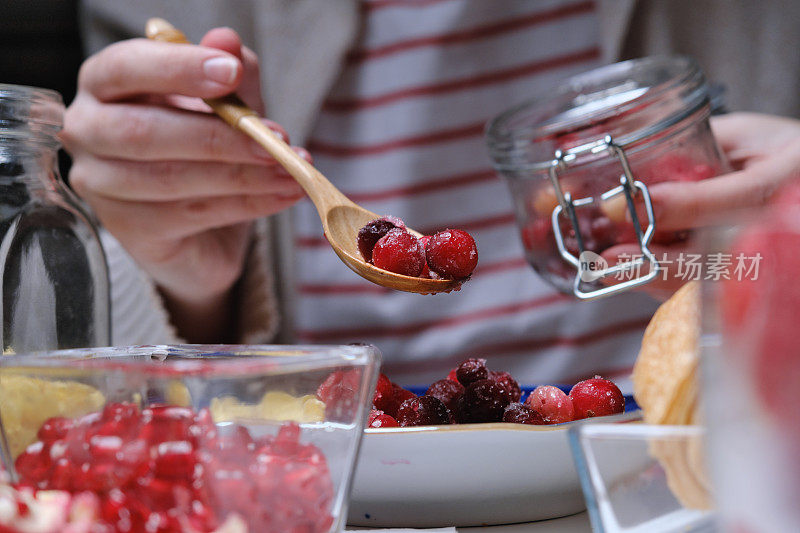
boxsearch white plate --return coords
[347,410,640,528]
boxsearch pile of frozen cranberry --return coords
[357,216,478,279]
[318,358,625,428]
[12,403,334,532]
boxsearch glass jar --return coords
[0,84,110,352]
[486,56,729,299]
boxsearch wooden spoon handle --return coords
[144,18,350,211]
[145,18,256,127]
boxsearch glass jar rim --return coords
[0,83,65,149]
[485,56,708,173]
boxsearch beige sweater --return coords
[79,0,800,346]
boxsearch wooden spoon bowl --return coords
[146,18,466,294]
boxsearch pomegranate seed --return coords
[153,440,197,480]
[36,417,73,443]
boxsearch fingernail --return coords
[203,57,239,84]
[292,146,313,163]
[262,120,288,143]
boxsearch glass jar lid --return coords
[486,56,709,174]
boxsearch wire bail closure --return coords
[548,135,659,300]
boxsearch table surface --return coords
[459,512,591,532]
[353,511,592,532]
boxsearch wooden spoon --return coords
[145,18,464,294]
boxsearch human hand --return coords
[601,112,800,298]
[62,28,308,340]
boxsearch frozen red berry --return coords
[455,357,488,386]
[489,370,522,403]
[502,403,545,425]
[425,229,478,279]
[367,409,398,428]
[369,413,399,428]
[462,379,510,423]
[569,377,625,419]
[446,367,459,382]
[526,385,574,424]
[396,396,450,427]
[418,235,432,278]
[372,373,395,413]
[357,216,405,263]
[379,383,416,418]
[425,379,465,422]
[372,229,426,277]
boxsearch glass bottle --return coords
[0,83,110,352]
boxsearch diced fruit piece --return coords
[488,370,522,403]
[357,216,405,263]
[569,377,625,419]
[425,229,478,279]
[462,379,510,423]
[36,417,73,443]
[455,357,488,386]
[372,229,426,277]
[502,403,545,425]
[526,385,574,424]
[425,379,465,422]
[316,369,361,404]
[396,396,451,427]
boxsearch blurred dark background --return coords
[1,0,83,103]
[1,0,83,176]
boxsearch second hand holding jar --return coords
[486,56,729,299]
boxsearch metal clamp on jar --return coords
[487,56,728,300]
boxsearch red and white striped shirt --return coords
[291,0,658,387]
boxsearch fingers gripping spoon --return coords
[145,18,464,294]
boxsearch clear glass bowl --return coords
[486,56,728,298]
[569,423,717,533]
[0,344,380,533]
